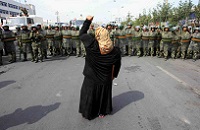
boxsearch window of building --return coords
[0,1,7,7]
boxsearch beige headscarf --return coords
[95,27,114,55]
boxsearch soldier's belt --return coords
[172,40,179,44]
[63,36,72,39]
[116,36,126,39]
[132,37,141,41]
[126,34,133,38]
[181,39,190,43]
[149,37,156,40]
[72,36,79,40]
[46,35,54,38]
[21,39,32,43]
[192,38,200,42]
[142,37,149,40]
[3,37,16,42]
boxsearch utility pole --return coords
[55,11,59,23]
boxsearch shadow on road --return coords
[0,80,16,89]
[0,102,61,130]
[112,91,144,115]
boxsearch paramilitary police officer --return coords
[71,26,81,57]
[54,26,62,56]
[133,26,142,57]
[156,27,162,57]
[30,25,43,63]
[126,22,135,56]
[46,25,55,56]
[171,26,181,59]
[2,24,16,63]
[61,24,72,56]
[37,24,48,59]
[15,26,22,60]
[148,26,157,57]
[20,24,33,61]
[142,25,149,56]
[188,27,200,61]
[180,25,191,59]
[115,25,127,56]
[161,25,173,60]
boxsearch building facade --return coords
[0,0,35,20]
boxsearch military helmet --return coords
[16,25,21,29]
[119,25,124,30]
[2,24,9,28]
[182,24,188,29]
[20,24,27,27]
[127,22,132,26]
[135,26,140,30]
[150,26,156,30]
[31,25,37,29]
[194,27,200,31]
[142,25,148,30]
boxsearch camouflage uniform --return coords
[142,26,149,56]
[171,27,181,59]
[180,25,191,59]
[15,27,22,60]
[156,28,162,57]
[37,25,48,59]
[148,27,157,56]
[71,27,80,57]
[30,26,43,63]
[188,28,200,61]
[62,25,72,56]
[133,26,142,57]
[115,26,127,56]
[20,25,33,61]
[161,27,173,60]
[46,26,55,56]
[2,25,16,63]
[54,27,62,56]
[126,24,135,56]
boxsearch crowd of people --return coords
[106,23,200,61]
[0,22,200,66]
[0,23,87,65]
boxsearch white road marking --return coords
[156,66,200,96]
[156,66,188,87]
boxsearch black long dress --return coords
[79,19,121,120]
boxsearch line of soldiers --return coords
[106,23,200,61]
[0,23,87,65]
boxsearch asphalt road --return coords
[0,56,200,130]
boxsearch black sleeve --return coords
[113,51,121,78]
[79,19,95,48]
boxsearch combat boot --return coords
[23,53,27,61]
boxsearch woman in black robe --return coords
[79,16,121,120]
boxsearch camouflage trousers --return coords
[134,40,142,56]
[62,38,72,55]
[187,41,200,60]
[47,39,54,55]
[22,42,33,60]
[180,42,190,59]
[127,38,136,56]
[4,41,16,62]
[142,40,149,56]
[72,39,81,56]
[54,40,62,55]
[32,42,43,62]
[81,42,86,57]
[171,43,179,58]
[118,39,127,56]
[163,42,170,59]
[148,40,155,56]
